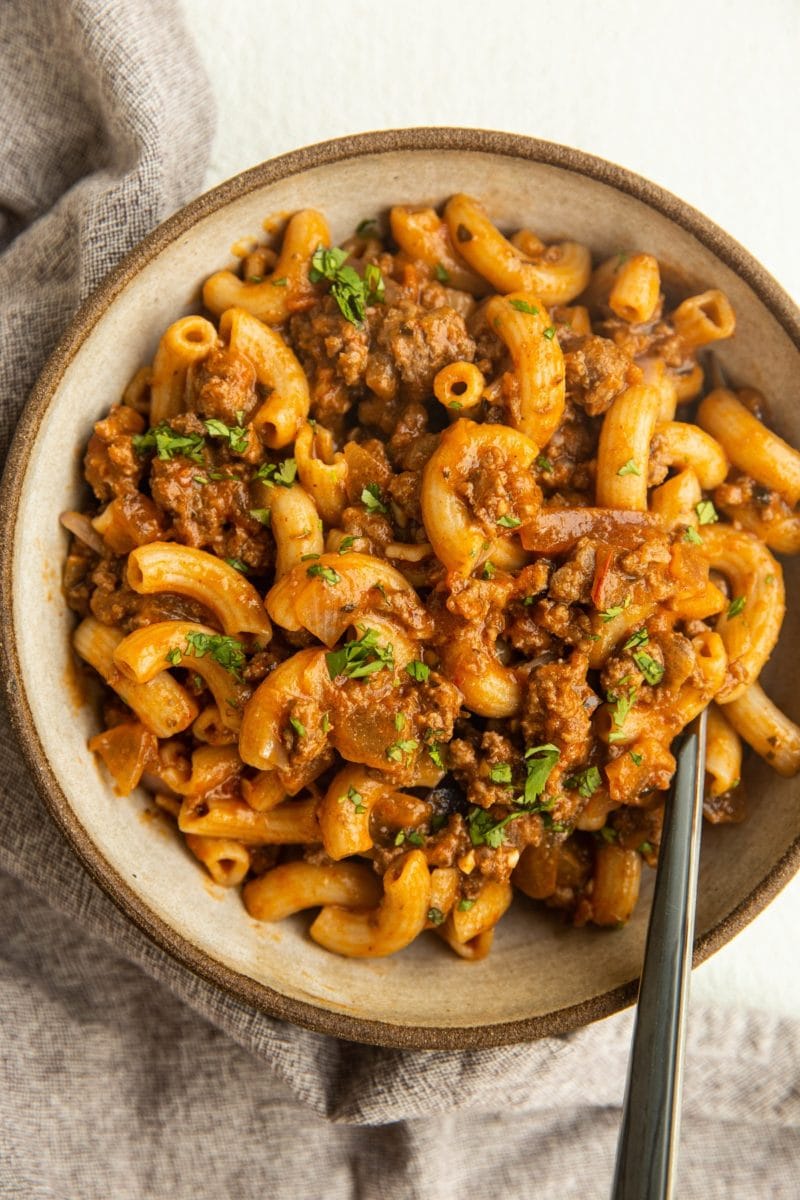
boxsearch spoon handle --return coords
[610,708,707,1200]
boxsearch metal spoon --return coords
[610,709,708,1199]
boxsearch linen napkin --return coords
[1,3,798,1196]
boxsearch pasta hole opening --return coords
[450,381,468,397]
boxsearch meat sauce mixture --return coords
[64,211,750,935]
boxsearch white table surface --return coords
[182,0,800,1017]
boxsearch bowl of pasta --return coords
[3,128,800,1049]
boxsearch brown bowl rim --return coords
[2,126,799,1050]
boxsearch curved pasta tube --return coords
[425,867,459,926]
[112,621,248,730]
[165,745,242,797]
[483,292,565,446]
[202,209,331,322]
[149,315,218,425]
[590,846,642,927]
[433,362,485,415]
[239,648,330,771]
[268,484,325,578]
[420,419,539,574]
[241,771,288,812]
[638,356,678,422]
[671,362,705,403]
[192,704,238,746]
[178,794,320,844]
[438,619,521,718]
[389,205,488,294]
[219,307,310,448]
[697,388,800,507]
[649,468,702,525]
[437,926,494,960]
[443,881,512,945]
[317,764,386,859]
[583,253,661,324]
[294,422,347,526]
[705,704,743,797]
[652,422,729,489]
[309,850,431,958]
[724,684,800,777]
[185,835,250,887]
[444,194,591,305]
[266,552,428,646]
[74,617,198,738]
[596,384,661,510]
[673,632,728,726]
[700,525,784,703]
[243,861,380,922]
[127,543,272,639]
[670,289,735,350]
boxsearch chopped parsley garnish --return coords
[564,765,602,798]
[394,713,406,732]
[306,563,340,585]
[608,687,637,742]
[695,499,718,525]
[337,535,356,554]
[406,830,425,846]
[600,595,630,622]
[300,553,320,562]
[321,712,331,733]
[339,785,365,814]
[427,907,445,926]
[254,458,297,487]
[394,831,406,846]
[457,899,475,912]
[325,626,394,680]
[519,743,560,808]
[467,807,523,848]
[385,738,419,763]
[497,514,521,529]
[482,561,497,580]
[224,557,249,573]
[765,573,776,585]
[633,651,665,685]
[247,275,263,283]
[448,400,463,410]
[434,262,450,283]
[427,742,446,770]
[356,218,378,236]
[623,628,649,651]
[629,750,644,766]
[536,455,554,473]
[727,596,746,618]
[405,659,430,683]
[361,482,388,514]
[249,508,271,526]
[617,458,641,477]
[166,632,246,680]
[289,716,306,739]
[489,763,513,784]
[509,299,539,315]
[683,526,702,544]
[638,841,654,855]
[542,326,556,340]
[309,245,384,326]
[271,277,287,287]
[204,417,249,454]
[132,422,205,463]
[600,826,618,843]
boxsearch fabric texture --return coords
[0,2,798,1196]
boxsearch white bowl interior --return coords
[12,147,800,1034]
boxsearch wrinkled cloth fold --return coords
[0,2,798,1196]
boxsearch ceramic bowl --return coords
[2,129,799,1050]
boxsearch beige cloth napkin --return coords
[1,3,798,1195]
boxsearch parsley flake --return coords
[361,483,388,514]
[340,785,365,814]
[405,660,430,683]
[564,765,602,799]
[497,514,521,529]
[309,245,384,326]
[289,716,306,739]
[536,455,553,473]
[489,763,513,784]
[337,535,356,554]
[482,561,497,580]
[132,422,206,463]
[249,508,271,526]
[542,327,556,340]
[600,595,630,622]
[385,738,419,763]
[695,499,718,525]
[633,651,664,685]
[623,629,649,651]
[434,262,450,283]
[509,299,539,315]
[427,907,445,926]
[727,596,746,618]
[225,557,249,573]
[306,563,340,585]
[684,526,702,544]
[519,743,560,808]
[617,458,641,477]
[629,750,644,766]
[457,899,475,912]
[204,417,249,454]
[178,632,247,680]
[467,807,523,848]
[254,458,297,487]
[325,627,394,680]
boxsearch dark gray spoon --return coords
[610,709,708,1199]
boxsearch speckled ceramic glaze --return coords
[2,129,799,1049]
